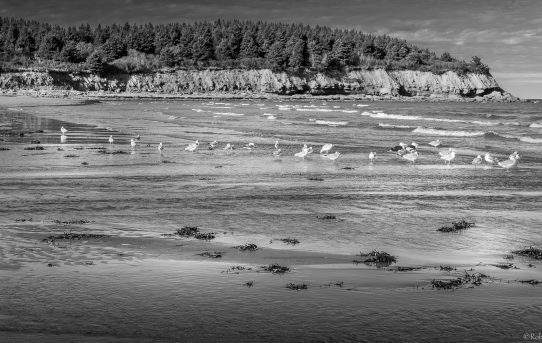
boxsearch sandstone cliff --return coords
[0,69,517,101]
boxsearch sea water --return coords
[1,99,541,264]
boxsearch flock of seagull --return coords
[388,138,521,169]
[60,126,521,169]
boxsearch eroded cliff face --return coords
[0,68,516,101]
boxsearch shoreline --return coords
[0,89,523,103]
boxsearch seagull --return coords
[243,142,256,151]
[130,139,136,149]
[295,145,311,159]
[498,154,520,169]
[274,140,279,150]
[60,126,67,135]
[402,151,419,164]
[509,151,520,160]
[320,143,333,154]
[108,135,114,144]
[406,142,418,152]
[273,148,282,158]
[369,152,376,162]
[472,155,482,168]
[158,142,163,152]
[440,149,456,165]
[306,146,314,156]
[389,142,407,153]
[324,151,341,161]
[484,152,498,165]
[185,140,199,152]
[223,143,233,152]
[428,139,442,147]
[136,134,141,141]
[208,140,218,150]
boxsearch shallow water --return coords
[1,98,541,342]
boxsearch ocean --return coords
[1,98,541,342]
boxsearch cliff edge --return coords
[0,69,518,101]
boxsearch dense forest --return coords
[0,17,490,76]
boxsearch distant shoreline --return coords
[0,90,523,103]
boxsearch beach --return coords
[1,95,541,342]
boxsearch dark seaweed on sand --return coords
[307,176,324,181]
[197,251,223,258]
[53,219,92,224]
[277,238,300,245]
[42,232,109,242]
[353,250,397,266]
[98,150,129,155]
[512,246,542,260]
[317,215,336,220]
[261,263,290,274]
[174,226,215,240]
[0,147,10,151]
[24,146,45,150]
[234,243,258,252]
[286,283,308,290]
[431,271,490,290]
[437,220,474,232]
[518,280,540,285]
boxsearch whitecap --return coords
[529,122,542,128]
[315,120,349,126]
[412,127,485,137]
[296,108,334,112]
[214,112,245,116]
[519,136,542,144]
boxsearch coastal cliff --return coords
[0,69,517,101]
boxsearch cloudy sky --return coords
[1,0,540,98]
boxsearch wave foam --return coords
[315,120,349,126]
[530,122,542,128]
[377,123,417,130]
[412,127,485,137]
[519,136,542,144]
[214,112,244,116]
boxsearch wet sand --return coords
[1,95,541,342]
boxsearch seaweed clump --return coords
[353,250,397,266]
[197,251,223,259]
[276,238,300,245]
[512,246,542,260]
[24,146,45,150]
[437,220,474,233]
[234,243,258,252]
[261,263,290,274]
[174,226,215,240]
[286,283,308,290]
[431,271,490,290]
[53,219,92,224]
[42,232,109,243]
[317,215,336,220]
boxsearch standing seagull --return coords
[208,140,218,150]
[440,149,456,165]
[108,135,114,144]
[60,126,68,135]
[484,152,498,165]
[402,151,419,164]
[158,142,163,152]
[185,140,199,152]
[428,139,442,147]
[223,143,233,152]
[498,154,520,169]
[324,151,341,161]
[130,139,137,149]
[369,152,376,162]
[472,155,482,168]
[273,148,282,158]
[136,134,141,141]
[320,143,333,154]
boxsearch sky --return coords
[1,0,540,98]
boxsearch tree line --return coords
[0,17,490,75]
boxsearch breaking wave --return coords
[314,120,349,126]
